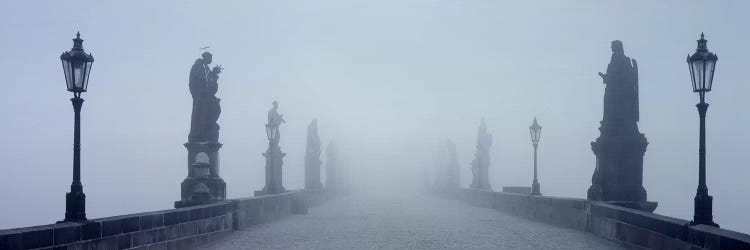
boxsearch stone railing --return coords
[443,188,750,250]
[0,189,328,250]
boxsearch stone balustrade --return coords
[0,190,327,250]
[443,188,750,250]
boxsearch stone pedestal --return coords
[255,143,286,196]
[470,158,492,191]
[531,182,541,196]
[587,124,657,212]
[478,163,491,190]
[305,158,323,190]
[175,142,226,208]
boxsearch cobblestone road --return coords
[206,191,628,250]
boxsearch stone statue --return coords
[588,40,655,212]
[266,101,285,145]
[598,40,639,129]
[470,118,492,190]
[256,101,287,196]
[188,52,222,143]
[305,119,323,189]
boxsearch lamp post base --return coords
[691,192,719,227]
[64,187,87,222]
[531,182,541,195]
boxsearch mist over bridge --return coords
[4,4,750,249]
[4,37,750,250]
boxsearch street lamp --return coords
[60,32,94,222]
[529,118,542,195]
[687,33,719,227]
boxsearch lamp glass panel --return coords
[529,128,533,142]
[62,59,73,91]
[529,125,541,143]
[691,59,705,92]
[82,61,92,91]
[705,60,715,91]
[688,59,696,92]
[73,61,84,89]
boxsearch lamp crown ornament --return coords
[696,33,707,52]
[73,31,83,48]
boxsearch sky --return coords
[1,0,749,234]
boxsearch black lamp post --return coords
[60,32,94,222]
[529,118,542,195]
[687,33,719,227]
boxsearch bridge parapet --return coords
[0,190,327,250]
[0,201,234,249]
[443,188,750,250]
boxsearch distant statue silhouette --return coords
[305,119,323,189]
[188,52,222,142]
[470,118,492,190]
[266,101,285,145]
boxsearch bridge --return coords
[4,39,750,249]
[3,3,750,249]
[3,184,750,249]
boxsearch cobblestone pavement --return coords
[206,191,629,250]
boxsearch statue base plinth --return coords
[175,177,226,208]
[259,143,286,197]
[175,141,226,208]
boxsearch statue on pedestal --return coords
[587,41,656,212]
[256,101,287,196]
[305,119,323,189]
[176,51,226,208]
[470,118,492,190]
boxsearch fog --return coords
[1,0,749,234]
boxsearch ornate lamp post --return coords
[60,32,94,222]
[687,33,719,227]
[529,118,542,195]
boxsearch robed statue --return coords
[598,40,639,129]
[188,52,223,142]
